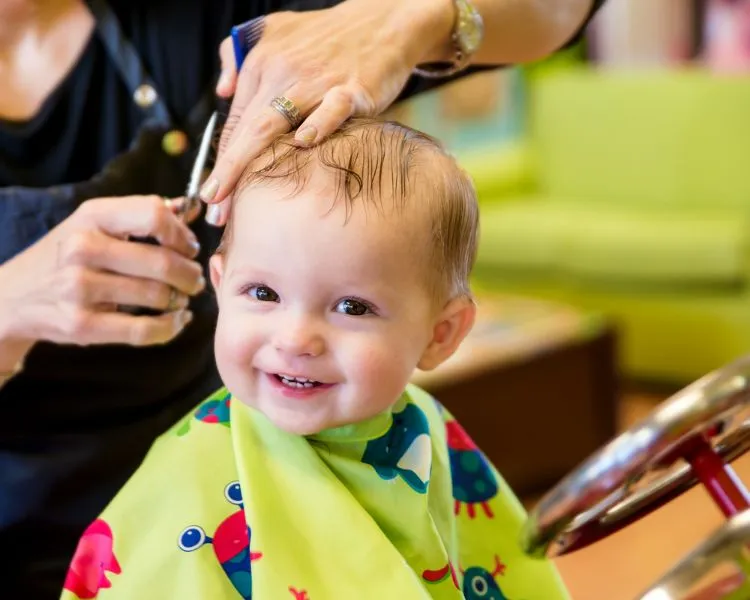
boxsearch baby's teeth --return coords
[279,377,316,389]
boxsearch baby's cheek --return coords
[350,339,416,396]
[214,313,257,372]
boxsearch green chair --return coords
[462,68,750,383]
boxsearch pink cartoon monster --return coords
[64,518,122,599]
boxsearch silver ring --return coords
[166,288,179,312]
[270,96,303,129]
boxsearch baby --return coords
[59,118,569,600]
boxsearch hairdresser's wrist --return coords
[344,0,454,67]
[400,0,456,66]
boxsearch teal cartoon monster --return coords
[422,557,511,599]
[462,556,510,600]
[447,419,499,518]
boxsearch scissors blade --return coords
[183,110,219,213]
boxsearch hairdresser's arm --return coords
[427,0,596,66]
[397,0,599,101]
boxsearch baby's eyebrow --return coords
[225,262,276,279]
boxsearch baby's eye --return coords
[335,298,374,316]
[247,285,279,302]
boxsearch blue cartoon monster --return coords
[462,556,510,600]
[178,482,261,599]
[446,419,499,518]
[361,403,432,493]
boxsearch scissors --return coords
[177,16,264,218]
[177,110,219,218]
[120,20,264,316]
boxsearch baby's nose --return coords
[273,317,325,357]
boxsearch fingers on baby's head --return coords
[217,117,479,301]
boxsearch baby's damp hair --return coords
[218,117,479,300]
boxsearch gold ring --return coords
[270,96,303,129]
[166,288,180,312]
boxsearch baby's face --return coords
[210,173,449,435]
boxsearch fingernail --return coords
[206,204,222,226]
[178,310,193,326]
[200,177,219,202]
[196,275,206,292]
[295,126,317,146]
[189,238,201,256]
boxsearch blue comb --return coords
[230,17,266,70]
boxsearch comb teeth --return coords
[231,17,266,70]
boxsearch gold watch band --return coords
[413,0,483,79]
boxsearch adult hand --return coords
[0,195,206,350]
[201,0,454,226]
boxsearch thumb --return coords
[216,37,238,98]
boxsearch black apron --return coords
[0,1,223,596]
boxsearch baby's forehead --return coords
[230,177,431,260]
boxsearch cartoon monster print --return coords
[176,391,232,436]
[178,481,261,599]
[63,519,122,599]
[461,556,510,600]
[422,558,511,599]
[446,420,499,518]
[361,403,432,493]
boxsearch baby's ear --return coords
[417,297,476,371]
[209,253,226,299]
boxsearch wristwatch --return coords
[413,0,485,79]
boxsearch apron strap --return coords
[86,0,174,127]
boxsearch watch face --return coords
[456,0,484,56]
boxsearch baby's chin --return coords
[268,412,330,437]
[235,393,339,437]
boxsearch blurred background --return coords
[393,1,750,598]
